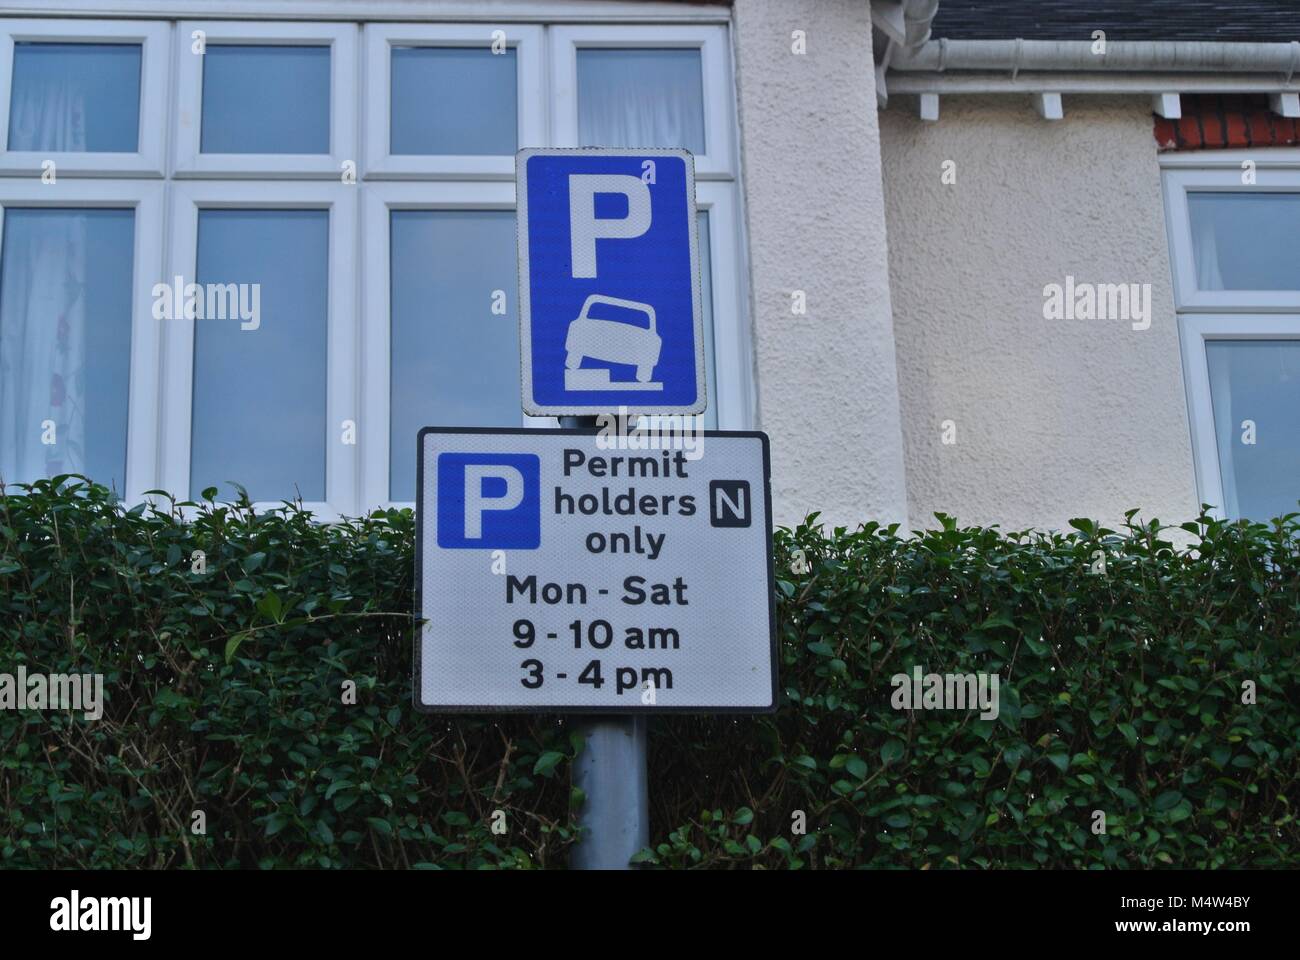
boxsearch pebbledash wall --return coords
[732,0,908,530]
[877,96,1199,532]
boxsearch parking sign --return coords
[516,148,706,417]
[415,427,776,713]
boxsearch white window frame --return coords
[1164,158,1300,518]
[1163,166,1300,312]
[160,181,359,518]
[0,19,169,177]
[0,179,164,501]
[694,180,749,428]
[363,23,545,180]
[548,24,737,180]
[1177,315,1300,520]
[173,21,358,179]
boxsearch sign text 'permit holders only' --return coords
[415,427,776,713]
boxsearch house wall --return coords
[878,94,1200,531]
[732,0,909,529]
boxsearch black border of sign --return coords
[413,425,778,715]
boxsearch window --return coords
[160,181,357,514]
[0,19,168,175]
[577,48,706,154]
[189,209,330,501]
[1164,165,1300,521]
[10,43,141,153]
[200,45,331,155]
[0,181,163,499]
[173,21,356,177]
[549,25,736,178]
[0,208,134,490]
[363,24,544,178]
[391,48,516,156]
[1186,192,1300,293]
[0,13,749,516]
[1203,338,1300,520]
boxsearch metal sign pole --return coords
[570,714,649,869]
[509,152,718,868]
[560,415,650,869]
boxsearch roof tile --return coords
[934,1,1300,43]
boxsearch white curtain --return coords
[1193,216,1225,292]
[576,51,705,151]
[0,70,87,484]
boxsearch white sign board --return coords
[415,427,776,713]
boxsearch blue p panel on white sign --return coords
[517,148,706,416]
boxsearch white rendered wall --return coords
[878,94,1199,532]
[732,0,910,530]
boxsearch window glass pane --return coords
[201,45,330,154]
[191,210,328,501]
[0,209,134,491]
[577,48,705,154]
[390,210,518,501]
[8,43,141,152]
[391,47,517,155]
[1187,193,1300,291]
[1206,339,1300,520]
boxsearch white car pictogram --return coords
[564,294,661,384]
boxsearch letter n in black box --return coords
[709,480,751,527]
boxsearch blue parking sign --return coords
[516,148,706,416]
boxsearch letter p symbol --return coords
[569,174,652,278]
[464,464,523,539]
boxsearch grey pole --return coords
[570,714,649,869]
[560,415,650,869]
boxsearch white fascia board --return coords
[888,71,1300,95]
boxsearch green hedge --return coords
[1,477,1297,868]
